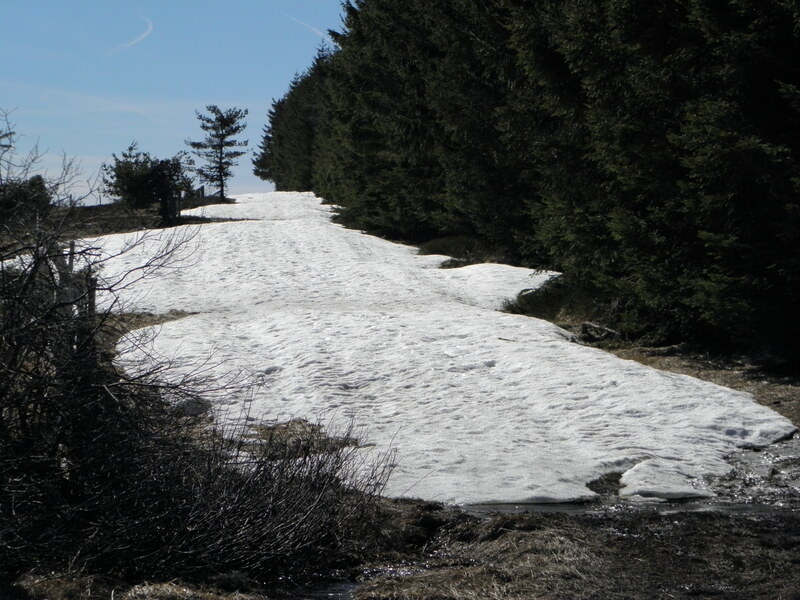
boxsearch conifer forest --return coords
[254,0,800,365]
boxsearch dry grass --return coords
[14,576,273,600]
[357,514,605,600]
[14,508,800,600]
[245,418,359,459]
[357,566,509,600]
[121,582,269,600]
[355,507,800,600]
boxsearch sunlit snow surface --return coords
[98,192,796,505]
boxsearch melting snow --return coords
[97,192,796,505]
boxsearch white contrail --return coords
[283,13,325,38]
[107,16,154,55]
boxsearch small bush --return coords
[100,143,192,226]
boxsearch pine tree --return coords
[186,105,248,199]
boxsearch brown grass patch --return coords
[357,513,605,600]
[14,576,273,600]
[244,418,360,459]
[121,582,269,600]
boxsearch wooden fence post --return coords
[67,241,75,271]
[51,244,100,371]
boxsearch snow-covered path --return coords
[98,192,796,505]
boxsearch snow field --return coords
[98,192,796,505]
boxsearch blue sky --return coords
[1,1,346,200]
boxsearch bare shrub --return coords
[0,111,392,585]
